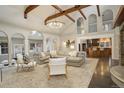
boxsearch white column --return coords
[97,16,103,32]
[75,37,78,51]
[112,28,120,60]
[111,37,114,59]
[0,46,1,54]
[8,36,12,66]
[43,37,46,52]
[24,37,29,55]
[76,38,80,51]
[84,19,88,34]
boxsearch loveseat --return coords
[37,51,86,67]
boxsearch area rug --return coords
[0,58,98,88]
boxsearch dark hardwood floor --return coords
[88,57,119,88]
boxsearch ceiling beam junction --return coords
[45,5,90,24]
[52,5,75,23]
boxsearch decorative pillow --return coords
[58,51,64,56]
[69,51,77,57]
[50,51,57,57]
[69,51,72,56]
[40,52,46,57]
[73,51,77,56]
[23,55,30,64]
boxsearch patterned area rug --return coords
[0,58,98,88]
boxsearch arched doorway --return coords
[0,31,9,66]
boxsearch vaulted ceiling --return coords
[0,5,120,35]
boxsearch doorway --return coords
[79,37,112,58]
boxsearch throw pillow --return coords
[50,51,57,57]
[40,52,46,57]
[69,51,73,56]
[69,51,77,57]
[23,55,31,64]
[73,51,77,56]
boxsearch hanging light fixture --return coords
[46,9,65,29]
[46,21,64,29]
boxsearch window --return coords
[0,43,8,54]
[102,10,113,31]
[88,14,97,33]
[30,43,35,50]
[77,17,85,34]
[29,41,43,53]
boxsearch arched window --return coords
[102,10,113,31]
[28,31,44,55]
[88,14,97,33]
[11,33,25,58]
[77,17,85,34]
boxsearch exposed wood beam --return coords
[24,5,39,19]
[96,5,100,16]
[45,5,90,24]
[78,9,86,20]
[114,5,124,28]
[51,5,75,23]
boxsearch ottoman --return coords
[66,56,83,67]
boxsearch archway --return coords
[28,31,43,57]
[0,31,9,66]
[11,33,25,59]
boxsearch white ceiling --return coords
[0,5,120,35]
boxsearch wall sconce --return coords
[63,42,66,47]
[63,40,75,49]
[66,40,71,48]
[70,45,75,49]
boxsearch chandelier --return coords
[46,9,65,29]
[46,20,65,29]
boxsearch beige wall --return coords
[59,34,76,53]
[59,22,77,54]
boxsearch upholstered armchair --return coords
[38,52,50,65]
[48,57,67,80]
[16,54,24,72]
[16,54,36,72]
